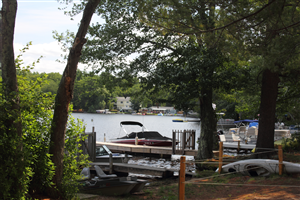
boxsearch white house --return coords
[115,97,132,112]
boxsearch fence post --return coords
[178,156,186,200]
[192,130,196,150]
[172,130,176,155]
[92,126,96,162]
[182,130,186,155]
[278,145,283,175]
[218,142,223,174]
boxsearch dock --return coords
[92,162,196,178]
[96,142,200,157]
[223,142,255,151]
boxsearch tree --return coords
[0,1,24,198]
[73,75,111,112]
[48,0,100,197]
[221,1,300,154]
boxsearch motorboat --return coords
[234,119,259,127]
[78,165,147,195]
[95,145,132,163]
[172,119,184,122]
[110,121,176,146]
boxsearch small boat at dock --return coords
[78,165,147,195]
[110,121,176,146]
[95,145,132,163]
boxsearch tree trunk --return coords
[0,0,23,198]
[255,69,279,157]
[48,0,100,197]
[196,85,216,163]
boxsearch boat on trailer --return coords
[110,121,176,146]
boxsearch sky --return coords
[13,0,102,74]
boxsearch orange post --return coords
[278,145,283,175]
[218,142,223,174]
[179,156,186,200]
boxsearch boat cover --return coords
[120,121,144,127]
[234,119,259,124]
[118,131,171,140]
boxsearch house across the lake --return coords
[115,97,132,112]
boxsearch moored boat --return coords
[172,119,184,122]
[95,145,132,163]
[110,121,177,146]
[78,165,147,195]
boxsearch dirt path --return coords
[86,174,300,200]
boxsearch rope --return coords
[184,182,300,188]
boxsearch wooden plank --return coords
[223,142,255,150]
[151,148,173,155]
[131,146,151,153]
[183,150,197,156]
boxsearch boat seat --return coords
[229,128,238,135]
[247,127,257,139]
[232,133,241,142]
[238,126,247,135]
[80,167,91,180]
[219,135,226,142]
[94,165,117,178]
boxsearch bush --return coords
[281,133,300,152]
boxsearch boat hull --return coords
[110,138,174,146]
[217,159,300,176]
[79,179,138,195]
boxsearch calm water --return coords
[71,113,201,143]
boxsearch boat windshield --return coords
[96,145,111,156]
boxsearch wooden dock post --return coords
[237,141,240,153]
[182,130,186,155]
[172,130,176,155]
[109,153,113,174]
[218,142,223,174]
[278,145,283,175]
[192,130,195,150]
[178,156,186,200]
[92,126,96,162]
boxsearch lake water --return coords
[71,113,201,143]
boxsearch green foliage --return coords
[72,72,112,112]
[0,104,27,199]
[0,45,90,199]
[18,71,56,196]
[60,114,90,199]
[281,133,300,152]
[0,47,55,199]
